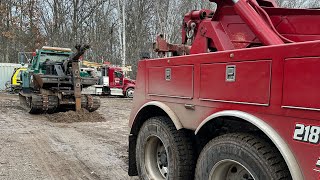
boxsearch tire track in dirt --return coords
[29,133,59,180]
[0,97,100,180]
[29,131,100,180]
[45,127,130,180]
[0,94,138,179]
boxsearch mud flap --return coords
[128,134,138,176]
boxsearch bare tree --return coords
[0,0,317,77]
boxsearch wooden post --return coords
[72,61,82,111]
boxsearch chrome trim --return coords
[195,110,304,180]
[209,159,255,180]
[200,98,269,106]
[165,68,171,81]
[313,169,320,173]
[232,0,239,3]
[226,65,236,82]
[135,101,183,130]
[282,105,320,112]
[184,104,195,110]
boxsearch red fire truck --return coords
[128,0,320,179]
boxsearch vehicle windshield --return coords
[114,71,123,78]
[96,70,102,77]
[39,52,70,63]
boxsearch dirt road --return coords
[0,94,138,180]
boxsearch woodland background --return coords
[0,0,319,77]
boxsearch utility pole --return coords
[117,0,126,67]
[122,0,126,67]
[117,0,123,66]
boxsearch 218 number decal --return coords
[293,124,320,144]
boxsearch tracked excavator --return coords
[19,45,100,114]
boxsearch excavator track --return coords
[46,95,59,114]
[81,95,100,112]
[19,94,59,114]
[20,93,99,114]
[19,94,43,114]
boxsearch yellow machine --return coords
[10,67,27,93]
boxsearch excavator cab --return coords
[9,67,27,93]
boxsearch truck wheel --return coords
[136,116,195,180]
[195,133,291,180]
[125,88,134,98]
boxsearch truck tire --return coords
[195,133,291,180]
[125,88,134,98]
[136,116,195,180]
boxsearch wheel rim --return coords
[126,88,134,98]
[209,159,255,180]
[145,135,168,179]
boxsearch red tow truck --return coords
[82,65,135,98]
[128,0,320,179]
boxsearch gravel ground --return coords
[0,93,138,180]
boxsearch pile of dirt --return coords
[45,109,106,123]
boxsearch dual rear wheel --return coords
[135,116,291,180]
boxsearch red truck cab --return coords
[98,66,135,97]
[128,0,320,179]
